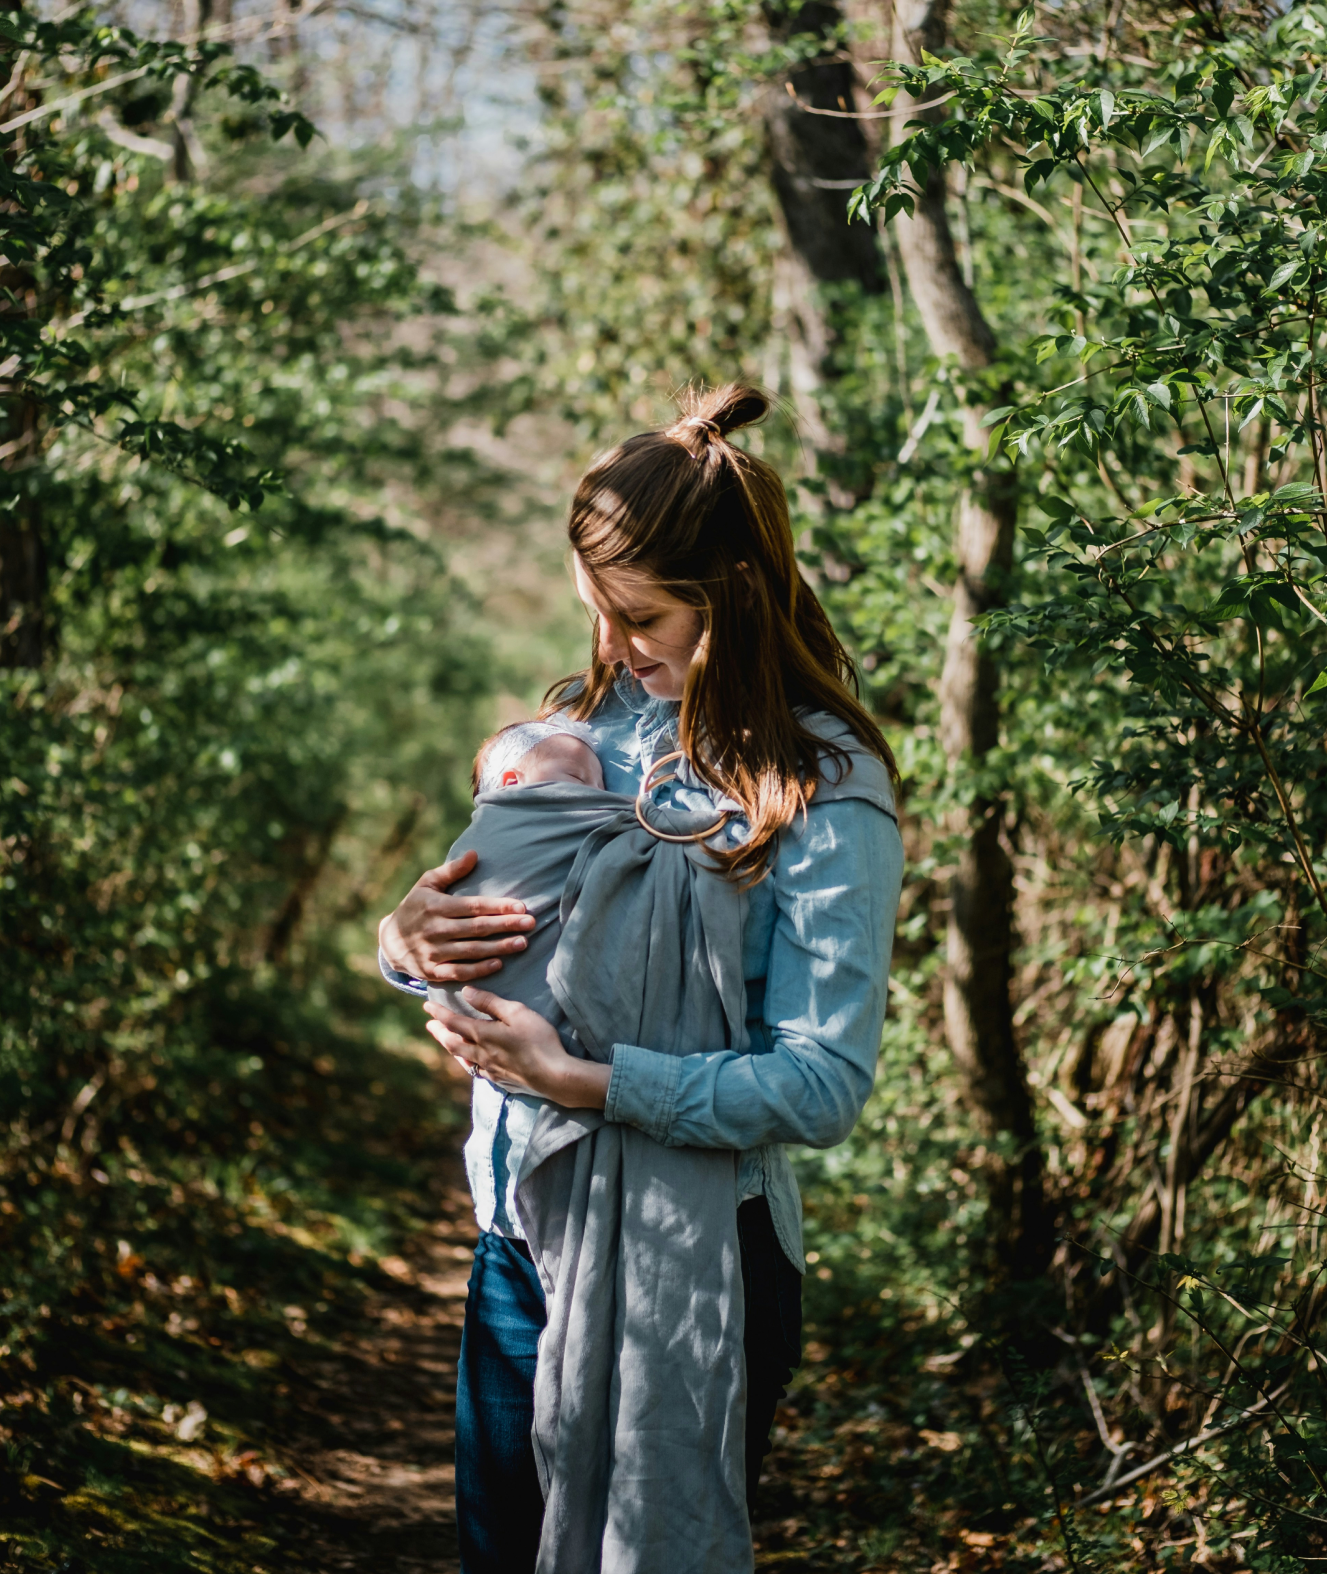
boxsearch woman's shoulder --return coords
[799,710,898,821]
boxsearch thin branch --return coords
[0,427,41,464]
[0,49,31,113]
[1243,710,1327,920]
[1077,1382,1291,1508]
[1091,511,1230,561]
[897,386,941,463]
[1051,1327,1135,1467]
[1294,582,1327,626]
[782,80,955,120]
[96,109,173,162]
[1306,292,1327,534]
[0,65,151,136]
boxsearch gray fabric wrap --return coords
[430,715,894,1574]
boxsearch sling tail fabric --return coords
[518,797,752,1574]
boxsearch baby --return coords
[432,716,609,1062]
[433,715,613,1192]
[471,719,604,795]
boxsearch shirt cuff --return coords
[604,1043,682,1145]
[378,947,428,998]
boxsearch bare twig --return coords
[59,1073,105,1145]
[897,386,941,463]
[0,65,151,135]
[96,109,173,161]
[1077,1381,1290,1508]
[0,49,31,113]
[1294,582,1327,627]
[1050,1327,1137,1479]
[782,80,956,120]
[1243,710,1327,919]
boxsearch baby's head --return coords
[473,719,604,797]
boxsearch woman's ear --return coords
[501,769,521,787]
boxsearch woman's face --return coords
[572,553,704,702]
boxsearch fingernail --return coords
[513,937,526,949]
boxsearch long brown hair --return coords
[545,383,898,883]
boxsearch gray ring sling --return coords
[432,715,895,1574]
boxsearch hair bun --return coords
[669,383,769,450]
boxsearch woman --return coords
[378,384,904,1573]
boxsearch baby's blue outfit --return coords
[379,672,904,1270]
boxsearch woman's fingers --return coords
[427,959,505,983]
[435,892,532,919]
[457,986,526,1026]
[415,849,478,890]
[414,855,531,919]
[424,1000,486,1044]
[426,1018,482,1064]
[423,917,535,946]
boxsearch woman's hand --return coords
[378,849,536,983]
[424,988,612,1110]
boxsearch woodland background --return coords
[3,0,1326,1569]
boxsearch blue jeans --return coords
[455,1197,802,1574]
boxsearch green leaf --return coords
[1267,258,1302,292]
[1307,670,1327,696]
[1097,88,1115,128]
[1142,122,1176,157]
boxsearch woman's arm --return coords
[603,798,903,1150]
[378,848,537,985]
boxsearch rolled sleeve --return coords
[604,1042,683,1144]
[604,799,903,1151]
[378,946,429,998]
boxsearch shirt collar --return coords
[613,668,679,728]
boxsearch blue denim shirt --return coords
[380,673,904,1270]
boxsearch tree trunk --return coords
[760,1,882,476]
[0,0,49,669]
[883,0,1051,1277]
[167,0,212,182]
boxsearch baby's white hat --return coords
[477,715,597,795]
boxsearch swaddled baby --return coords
[471,718,605,796]
[430,716,612,1073]
[430,715,630,1225]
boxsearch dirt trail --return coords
[271,1148,478,1572]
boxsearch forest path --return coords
[269,1113,476,1573]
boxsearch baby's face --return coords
[503,734,604,790]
